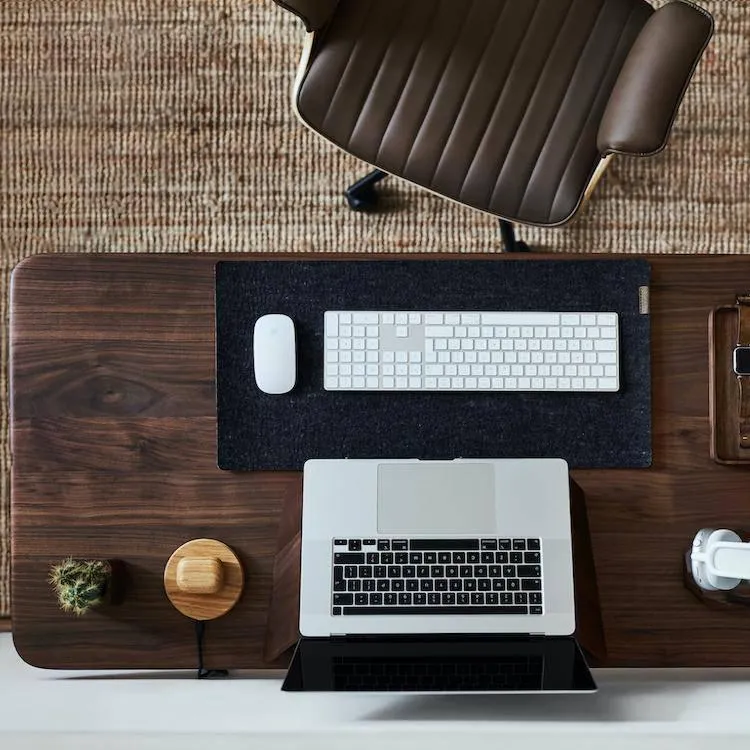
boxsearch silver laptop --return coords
[283,458,596,693]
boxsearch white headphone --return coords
[690,528,750,591]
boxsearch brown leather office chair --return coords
[274,0,713,251]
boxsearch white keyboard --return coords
[323,311,620,392]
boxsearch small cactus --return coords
[49,558,111,616]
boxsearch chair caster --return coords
[345,170,388,212]
[499,220,531,253]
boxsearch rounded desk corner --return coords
[10,628,48,670]
[11,253,54,280]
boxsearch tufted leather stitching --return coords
[514,0,609,218]
[344,7,411,151]
[548,4,641,221]
[400,1,478,178]
[319,1,377,134]
[373,3,443,164]
[297,0,657,226]
[485,0,577,213]
[425,0,509,192]
[456,1,543,205]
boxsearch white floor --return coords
[2,633,750,749]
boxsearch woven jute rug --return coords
[0,0,747,620]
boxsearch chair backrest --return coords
[277,0,713,227]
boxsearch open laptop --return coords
[282,458,596,693]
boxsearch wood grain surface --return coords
[10,253,750,669]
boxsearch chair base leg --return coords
[345,170,388,212]
[499,220,530,253]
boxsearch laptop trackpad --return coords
[377,463,496,534]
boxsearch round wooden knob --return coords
[164,539,244,621]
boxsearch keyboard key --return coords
[481,552,494,563]
[507,579,520,591]
[529,592,543,604]
[406,579,419,591]
[391,580,404,591]
[498,539,512,550]
[348,540,361,551]
[363,579,376,592]
[492,579,506,591]
[442,592,456,605]
[424,552,437,564]
[377,540,390,551]
[381,553,393,564]
[420,580,434,591]
[467,552,480,564]
[518,565,542,577]
[464,580,476,591]
[530,606,543,615]
[366,553,378,564]
[514,592,528,605]
[435,579,448,591]
[395,553,408,565]
[513,539,527,550]
[428,593,441,606]
[410,552,422,564]
[398,593,412,606]
[496,551,508,564]
[377,580,390,591]
[450,579,462,591]
[460,565,472,577]
[510,552,523,564]
[333,594,353,606]
[457,592,470,605]
[358,565,372,578]
[344,566,357,578]
[471,593,485,605]
[521,579,542,591]
[527,539,541,550]
[355,593,368,605]
[334,553,364,564]
[438,552,451,564]
[342,606,529,615]
[414,593,427,605]
[374,566,387,578]
[392,540,408,550]
[478,579,491,591]
[384,593,397,605]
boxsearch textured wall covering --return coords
[0,0,746,619]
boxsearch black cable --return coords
[194,620,229,680]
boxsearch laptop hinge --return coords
[332,633,545,642]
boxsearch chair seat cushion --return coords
[296,0,653,226]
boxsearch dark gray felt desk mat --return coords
[216,259,651,470]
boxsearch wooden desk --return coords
[10,254,750,669]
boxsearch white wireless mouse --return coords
[253,314,297,394]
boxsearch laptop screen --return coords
[282,636,595,693]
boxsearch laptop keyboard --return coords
[331,538,543,616]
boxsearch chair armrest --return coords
[273,0,339,32]
[597,1,713,156]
